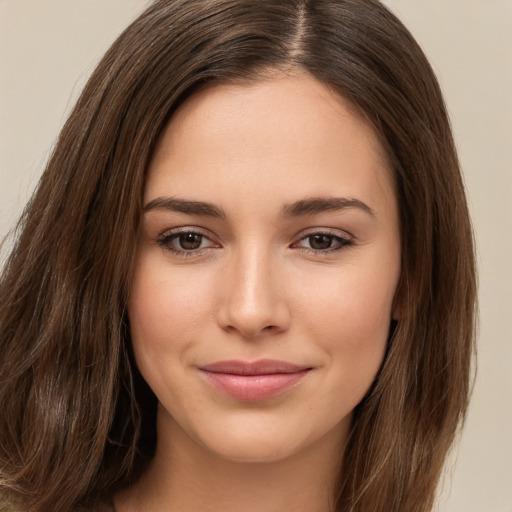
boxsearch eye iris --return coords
[309,234,333,250]
[179,233,202,250]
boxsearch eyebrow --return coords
[143,195,375,219]
[281,196,375,217]
[143,197,227,218]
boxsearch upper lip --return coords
[199,359,311,376]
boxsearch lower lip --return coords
[200,370,310,401]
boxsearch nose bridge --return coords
[218,242,289,337]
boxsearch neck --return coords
[115,408,349,512]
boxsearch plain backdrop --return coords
[1,1,511,511]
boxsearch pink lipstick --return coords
[199,359,311,401]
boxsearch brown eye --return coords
[157,230,215,254]
[292,231,352,253]
[178,233,203,250]
[308,234,334,250]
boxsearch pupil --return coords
[310,235,332,250]
[179,233,202,250]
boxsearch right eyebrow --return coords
[143,197,227,218]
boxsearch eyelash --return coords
[156,228,217,258]
[291,230,352,254]
[156,228,352,258]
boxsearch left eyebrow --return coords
[281,196,376,217]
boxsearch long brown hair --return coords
[0,1,476,511]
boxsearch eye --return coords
[175,232,205,251]
[292,231,352,253]
[157,229,218,255]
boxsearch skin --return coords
[117,71,401,512]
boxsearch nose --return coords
[216,246,291,339]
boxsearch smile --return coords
[199,359,312,401]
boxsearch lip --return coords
[199,359,312,401]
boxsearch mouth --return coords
[198,359,313,401]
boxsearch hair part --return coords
[0,1,476,511]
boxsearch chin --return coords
[206,435,302,464]
[186,409,351,466]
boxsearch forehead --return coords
[145,72,394,214]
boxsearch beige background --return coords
[1,1,511,510]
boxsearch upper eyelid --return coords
[159,226,216,239]
[156,227,218,247]
[289,234,353,258]
[294,227,353,241]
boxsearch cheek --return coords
[298,264,397,338]
[127,258,213,370]
[294,261,398,385]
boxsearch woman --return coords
[0,1,476,511]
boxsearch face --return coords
[129,72,401,463]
